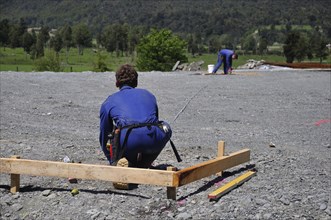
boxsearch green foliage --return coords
[30,35,45,59]
[1,47,329,72]
[50,31,63,54]
[0,19,10,46]
[93,51,109,72]
[22,32,35,54]
[283,32,302,63]
[309,27,329,63]
[242,35,257,54]
[72,23,92,55]
[2,0,330,46]
[34,50,63,72]
[136,28,188,71]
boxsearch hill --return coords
[1,0,330,39]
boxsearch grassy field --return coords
[0,47,329,72]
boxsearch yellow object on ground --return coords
[208,169,256,200]
[71,188,79,196]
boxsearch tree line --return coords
[0,18,329,71]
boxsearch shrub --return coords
[136,28,188,71]
[92,52,109,72]
[34,51,63,72]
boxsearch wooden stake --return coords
[217,141,225,176]
[217,141,225,158]
[166,166,177,200]
[208,170,256,200]
[10,155,20,194]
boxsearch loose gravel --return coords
[0,69,330,220]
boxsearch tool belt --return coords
[109,122,163,165]
[109,122,182,166]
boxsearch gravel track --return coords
[0,69,330,219]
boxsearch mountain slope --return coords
[1,0,330,38]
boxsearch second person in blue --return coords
[212,49,238,74]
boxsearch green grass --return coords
[0,47,329,72]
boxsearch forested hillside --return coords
[1,0,330,39]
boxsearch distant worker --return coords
[212,49,238,74]
[99,64,172,189]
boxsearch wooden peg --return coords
[167,166,177,200]
[10,155,21,194]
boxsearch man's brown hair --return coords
[115,64,138,88]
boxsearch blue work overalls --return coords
[99,85,172,166]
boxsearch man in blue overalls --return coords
[212,49,238,74]
[99,64,172,189]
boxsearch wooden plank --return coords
[208,170,256,200]
[0,158,175,187]
[174,149,250,186]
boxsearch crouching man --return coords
[99,64,172,189]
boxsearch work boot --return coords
[113,157,137,190]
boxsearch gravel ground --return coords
[0,69,330,220]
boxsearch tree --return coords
[0,19,10,47]
[208,35,223,53]
[242,34,257,54]
[60,24,72,63]
[100,25,116,54]
[100,23,129,57]
[314,37,328,63]
[136,28,188,71]
[295,34,308,62]
[39,26,50,47]
[309,27,328,63]
[127,26,146,56]
[187,34,199,56]
[258,37,268,55]
[283,31,301,63]
[31,34,45,59]
[50,31,63,56]
[22,32,35,55]
[73,23,92,55]
[8,25,22,48]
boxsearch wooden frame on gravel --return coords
[0,141,250,200]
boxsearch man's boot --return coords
[113,157,136,190]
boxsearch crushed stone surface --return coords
[0,69,330,219]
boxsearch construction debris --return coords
[238,59,331,70]
[237,59,266,69]
[263,61,331,69]
[173,60,204,71]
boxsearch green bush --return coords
[92,52,109,72]
[34,51,63,72]
[136,28,188,71]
